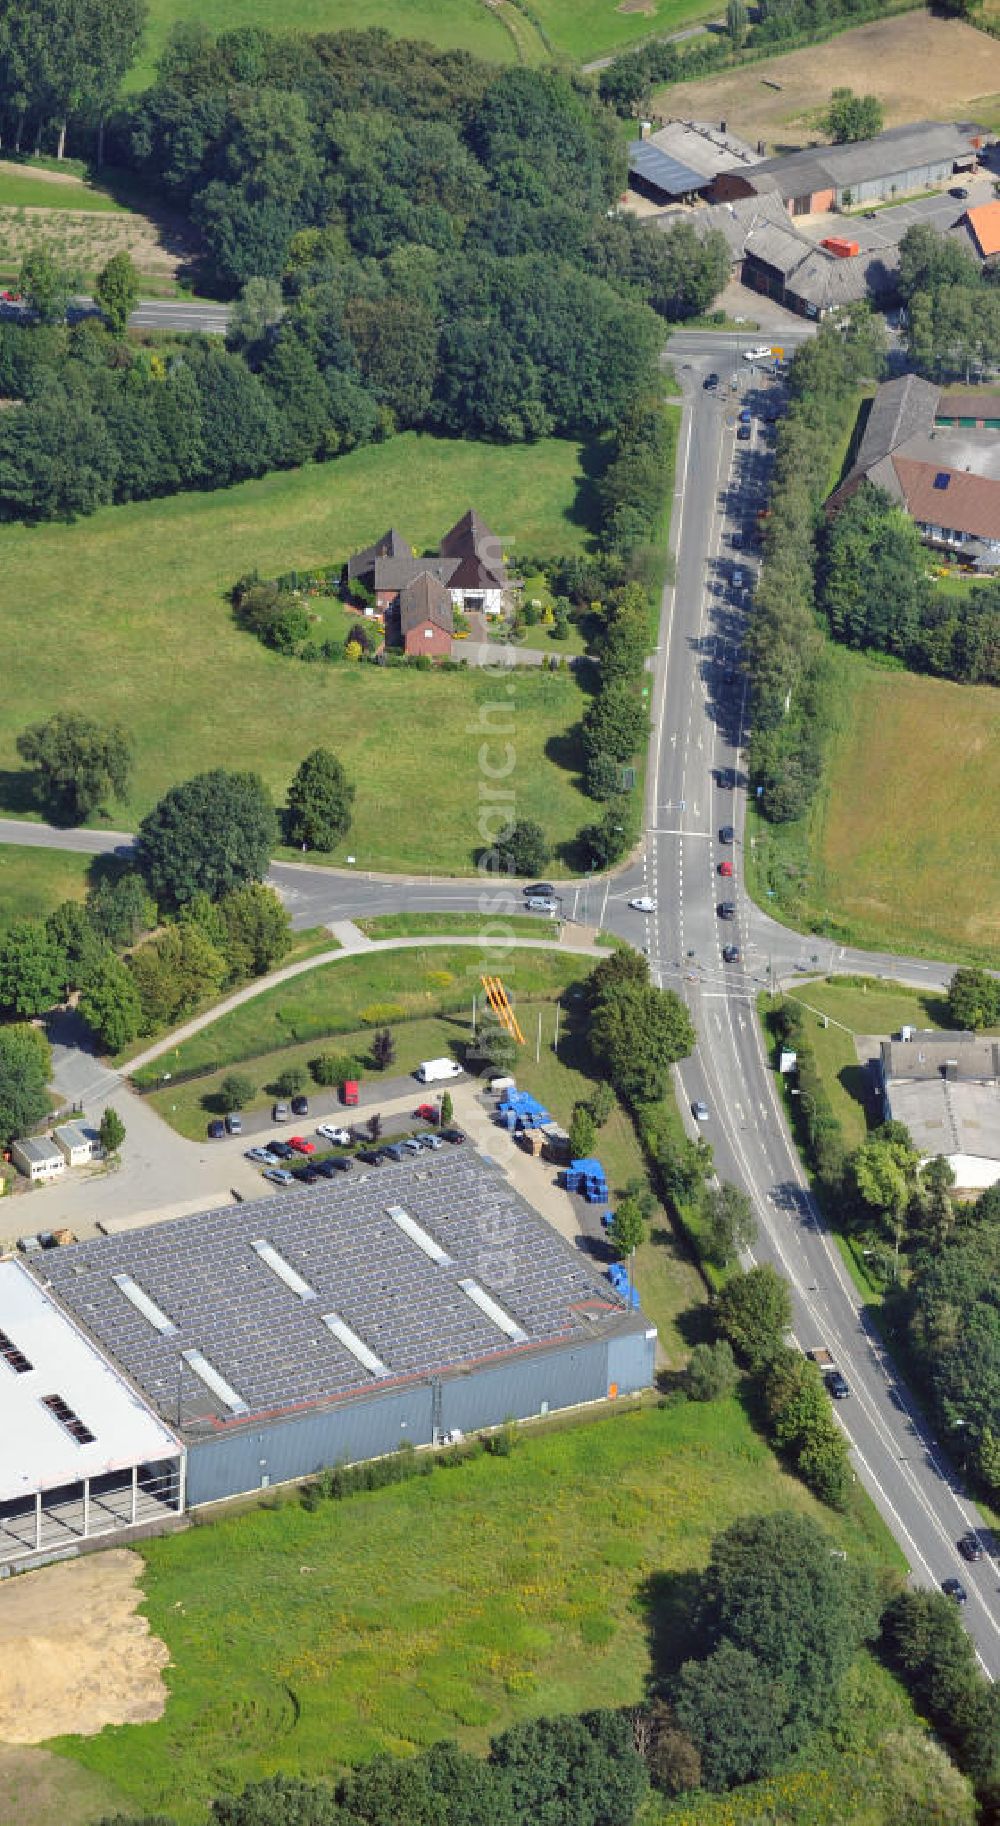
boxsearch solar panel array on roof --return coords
[934,471,952,490]
[628,138,707,197]
[41,1152,622,1431]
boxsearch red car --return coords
[718,860,733,878]
[414,1103,440,1124]
[288,1136,316,1155]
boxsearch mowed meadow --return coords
[0,434,598,874]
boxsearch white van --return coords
[416,1058,462,1084]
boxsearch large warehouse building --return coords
[1,1150,654,1568]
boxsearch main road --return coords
[635,326,1000,1677]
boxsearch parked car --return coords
[629,896,657,911]
[441,1127,466,1144]
[732,567,745,587]
[958,1531,984,1562]
[293,1164,320,1183]
[272,1101,289,1123]
[246,1146,277,1164]
[269,1140,295,1160]
[288,1136,315,1155]
[943,1577,969,1604]
[950,186,969,199]
[382,1143,406,1161]
[17,1234,43,1255]
[207,1119,226,1139]
[692,1101,710,1122]
[414,1103,440,1124]
[718,901,737,920]
[737,423,752,441]
[225,1113,243,1135]
[357,1148,382,1165]
[720,824,735,844]
[291,1095,309,1117]
[523,883,555,898]
[263,1167,295,1187]
[402,1137,424,1154]
[722,945,741,964]
[316,1123,352,1145]
[419,1133,443,1150]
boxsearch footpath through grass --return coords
[747,649,1000,963]
[0,434,596,875]
[54,1400,904,1825]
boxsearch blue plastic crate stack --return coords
[563,1156,609,1203]
[496,1088,552,1132]
[607,1260,641,1309]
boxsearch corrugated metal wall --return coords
[185,1329,654,1505]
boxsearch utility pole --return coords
[536,1008,542,1064]
[553,1002,561,1055]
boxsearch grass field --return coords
[747,650,1000,962]
[652,11,1000,150]
[0,166,131,213]
[0,845,92,926]
[130,0,716,86]
[53,1400,906,1825]
[0,157,197,290]
[0,435,599,875]
[355,912,558,940]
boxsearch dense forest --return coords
[0,28,728,524]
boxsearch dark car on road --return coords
[523,883,555,899]
[958,1531,984,1561]
[716,767,736,789]
[722,944,740,963]
[718,902,736,920]
[704,372,719,390]
[720,824,734,844]
[825,1369,850,1400]
[943,1577,969,1604]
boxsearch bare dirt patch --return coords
[653,11,1000,148]
[618,0,656,14]
[0,1548,169,1743]
[0,1745,124,1826]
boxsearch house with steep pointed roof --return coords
[345,511,511,618]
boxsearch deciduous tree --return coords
[136,770,276,909]
[286,748,355,852]
[17,712,132,823]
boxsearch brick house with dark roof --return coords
[395,572,455,657]
[345,511,511,619]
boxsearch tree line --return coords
[899,222,1000,383]
[0,0,144,162]
[743,309,886,826]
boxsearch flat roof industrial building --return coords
[2,1151,654,1563]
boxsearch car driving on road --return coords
[943,1577,969,1604]
[722,944,740,964]
[692,1100,709,1122]
[958,1531,984,1562]
[629,896,657,911]
[720,825,735,844]
[743,344,771,362]
[718,901,736,920]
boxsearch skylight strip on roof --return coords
[457,1278,528,1344]
[320,1312,389,1377]
[386,1204,453,1266]
[181,1348,248,1415]
[112,1272,178,1336]
[251,1239,317,1302]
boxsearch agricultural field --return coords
[0,434,598,875]
[652,11,1000,150]
[0,158,197,292]
[52,1401,908,1825]
[0,846,91,927]
[130,0,715,87]
[747,651,1000,963]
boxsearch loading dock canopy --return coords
[0,1257,181,1501]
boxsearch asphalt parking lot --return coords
[793,171,997,254]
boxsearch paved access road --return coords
[636,328,1000,1677]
